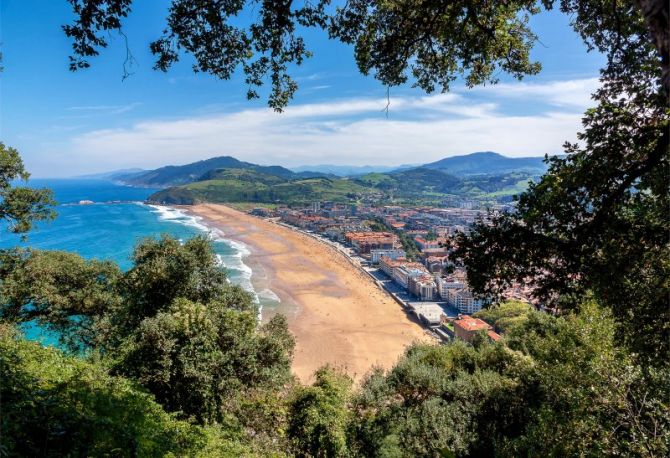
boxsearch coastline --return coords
[183,203,431,384]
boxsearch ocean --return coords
[0,179,279,343]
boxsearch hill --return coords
[148,169,374,205]
[149,164,534,206]
[117,156,329,187]
[423,151,548,175]
[356,167,461,194]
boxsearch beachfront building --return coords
[436,276,466,300]
[445,288,486,314]
[345,231,399,254]
[408,275,437,301]
[379,256,404,277]
[371,248,406,264]
[410,303,446,326]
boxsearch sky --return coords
[0,1,605,177]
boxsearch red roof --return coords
[454,316,491,332]
[487,330,502,342]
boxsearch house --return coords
[453,315,491,343]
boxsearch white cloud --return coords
[62,78,597,172]
[474,77,600,108]
[66,102,141,115]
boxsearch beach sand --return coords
[187,204,431,384]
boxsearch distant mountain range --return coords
[423,151,548,175]
[139,152,548,206]
[113,156,331,187]
[78,168,146,180]
[109,152,549,188]
[290,164,417,176]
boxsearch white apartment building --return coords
[446,288,486,314]
[436,277,465,300]
[370,248,406,264]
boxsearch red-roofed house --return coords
[453,315,492,343]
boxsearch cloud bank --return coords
[66,78,598,170]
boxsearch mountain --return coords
[423,152,548,175]
[77,168,146,180]
[290,164,417,177]
[116,156,325,187]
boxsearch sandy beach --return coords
[186,204,431,383]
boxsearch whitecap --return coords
[146,204,262,321]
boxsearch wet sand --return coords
[187,204,431,383]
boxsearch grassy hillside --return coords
[119,156,330,187]
[149,170,374,205]
[148,165,536,206]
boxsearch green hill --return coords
[355,167,461,194]
[148,164,535,206]
[118,156,330,187]
[148,169,374,205]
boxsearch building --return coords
[345,231,399,254]
[370,248,406,264]
[410,303,446,326]
[453,315,491,343]
[445,288,486,314]
[408,275,437,301]
[436,276,465,299]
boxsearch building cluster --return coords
[379,256,487,313]
[253,200,536,314]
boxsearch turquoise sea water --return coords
[0,179,278,344]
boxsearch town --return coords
[250,200,539,344]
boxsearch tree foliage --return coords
[287,366,352,457]
[455,0,670,364]
[0,234,295,428]
[0,324,208,457]
[61,1,670,110]
[349,304,669,457]
[0,142,54,235]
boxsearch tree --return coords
[455,0,669,363]
[0,324,210,457]
[62,1,668,109]
[118,234,255,335]
[288,366,352,457]
[0,234,295,426]
[0,248,121,351]
[348,304,669,457]
[0,142,54,235]
[115,299,294,423]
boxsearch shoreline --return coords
[182,203,432,384]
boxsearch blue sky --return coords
[0,1,605,177]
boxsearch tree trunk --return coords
[636,0,670,98]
